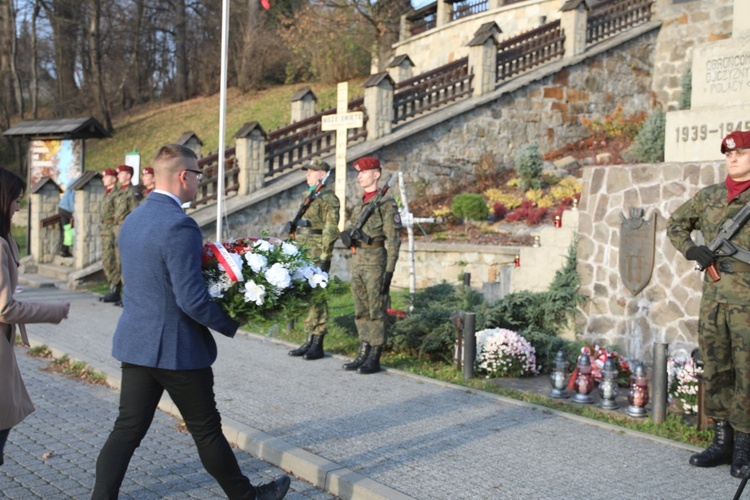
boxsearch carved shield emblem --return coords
[619,208,656,296]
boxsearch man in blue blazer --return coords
[92,144,290,500]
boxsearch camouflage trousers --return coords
[698,299,750,433]
[101,230,121,291]
[351,264,387,347]
[303,301,328,336]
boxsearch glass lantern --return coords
[549,349,570,399]
[597,356,619,410]
[626,362,649,417]
[572,352,594,404]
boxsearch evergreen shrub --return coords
[515,142,544,191]
[451,193,489,222]
[627,109,666,163]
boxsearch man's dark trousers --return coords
[92,362,255,499]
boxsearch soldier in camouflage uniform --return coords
[99,169,119,302]
[667,130,750,478]
[340,157,401,375]
[287,159,340,360]
[101,165,142,304]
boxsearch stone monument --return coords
[664,0,750,162]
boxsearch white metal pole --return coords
[398,171,416,310]
[216,0,230,242]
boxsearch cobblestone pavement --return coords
[7,285,748,500]
[1,343,334,499]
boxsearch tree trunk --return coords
[173,0,188,102]
[31,0,40,119]
[8,0,23,119]
[44,0,81,114]
[88,0,112,132]
[0,0,17,120]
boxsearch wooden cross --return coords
[321,82,363,231]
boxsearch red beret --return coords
[142,167,154,175]
[721,131,750,153]
[116,164,134,174]
[102,168,117,177]
[353,157,380,172]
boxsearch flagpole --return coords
[216,0,231,242]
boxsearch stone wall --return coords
[394,0,563,74]
[381,30,657,197]
[651,0,734,109]
[576,161,721,365]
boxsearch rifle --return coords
[283,171,331,240]
[698,201,750,282]
[340,172,398,253]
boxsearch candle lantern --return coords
[597,356,619,410]
[533,235,541,248]
[626,362,649,417]
[571,198,578,210]
[572,352,594,404]
[514,255,520,267]
[549,349,570,399]
[554,215,562,228]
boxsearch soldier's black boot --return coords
[100,286,121,303]
[690,419,734,467]
[343,342,370,371]
[357,346,383,375]
[731,431,750,477]
[288,334,312,357]
[303,335,325,360]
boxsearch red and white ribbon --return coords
[206,242,244,282]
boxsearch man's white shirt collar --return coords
[153,189,182,207]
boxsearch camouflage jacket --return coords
[295,188,340,262]
[112,184,141,226]
[349,191,402,273]
[101,188,117,230]
[667,183,750,304]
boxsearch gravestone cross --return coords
[321,82,363,231]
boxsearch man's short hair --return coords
[153,144,198,164]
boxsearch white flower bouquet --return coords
[667,353,702,415]
[201,237,342,327]
[474,327,539,378]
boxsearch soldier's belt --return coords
[296,228,322,235]
[718,260,750,274]
[354,238,385,248]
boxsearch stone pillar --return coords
[289,88,317,123]
[29,179,61,264]
[363,72,395,140]
[436,0,451,28]
[735,0,750,37]
[233,122,267,196]
[467,31,499,97]
[399,14,412,41]
[560,0,590,58]
[387,55,415,85]
[488,0,502,10]
[176,131,204,158]
[71,172,106,270]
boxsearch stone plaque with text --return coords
[691,33,750,109]
[664,104,750,162]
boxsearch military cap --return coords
[116,164,134,175]
[353,157,380,172]
[721,130,750,153]
[102,168,117,177]
[302,159,330,171]
[142,167,154,175]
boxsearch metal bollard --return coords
[462,312,476,380]
[692,348,708,431]
[652,342,668,424]
[463,273,471,287]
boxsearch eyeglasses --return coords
[184,169,204,181]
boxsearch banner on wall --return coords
[29,139,83,189]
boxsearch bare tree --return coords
[41,0,82,114]
[173,0,188,101]
[88,0,112,131]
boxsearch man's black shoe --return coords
[114,300,123,307]
[255,474,290,500]
[101,292,120,303]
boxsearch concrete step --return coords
[17,272,64,289]
[37,262,74,282]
